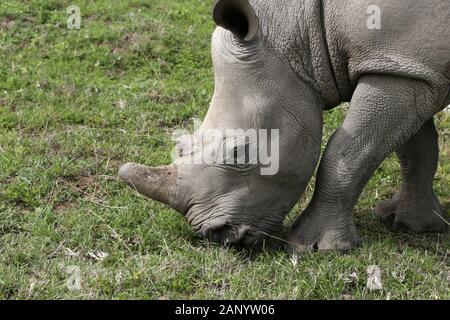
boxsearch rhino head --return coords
[119,0,328,246]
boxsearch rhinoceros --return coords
[119,0,450,251]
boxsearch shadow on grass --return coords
[186,203,449,262]
[356,206,449,259]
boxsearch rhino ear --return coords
[213,0,259,41]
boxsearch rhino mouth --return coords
[201,222,261,247]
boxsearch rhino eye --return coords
[224,143,256,170]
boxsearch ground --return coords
[0,0,449,299]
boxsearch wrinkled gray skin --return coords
[119,0,450,251]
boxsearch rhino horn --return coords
[118,163,185,213]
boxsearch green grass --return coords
[0,0,449,300]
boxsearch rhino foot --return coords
[375,193,449,233]
[375,119,449,233]
[287,209,361,254]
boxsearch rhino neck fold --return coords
[255,0,343,108]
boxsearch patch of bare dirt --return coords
[53,201,76,213]
[0,18,15,31]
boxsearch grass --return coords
[0,0,449,300]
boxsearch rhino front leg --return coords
[374,119,448,232]
[288,75,444,252]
